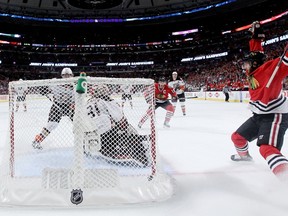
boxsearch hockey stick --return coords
[186,96,198,99]
[43,94,62,109]
[169,95,198,101]
[266,45,288,88]
[45,94,54,103]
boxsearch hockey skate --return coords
[231,153,253,162]
[32,141,43,150]
[163,122,170,128]
[32,134,43,150]
[137,122,142,129]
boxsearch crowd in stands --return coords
[0,18,287,95]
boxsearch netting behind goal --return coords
[0,76,175,207]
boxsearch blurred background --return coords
[0,0,287,94]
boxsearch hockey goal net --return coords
[0,76,175,207]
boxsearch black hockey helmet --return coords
[243,52,266,71]
[158,76,166,83]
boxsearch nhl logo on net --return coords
[70,189,83,205]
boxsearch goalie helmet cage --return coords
[0,77,175,207]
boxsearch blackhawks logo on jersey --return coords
[247,75,260,90]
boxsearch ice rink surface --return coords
[1,98,288,216]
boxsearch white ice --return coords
[1,99,288,216]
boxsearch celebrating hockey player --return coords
[168,71,186,116]
[138,76,177,128]
[230,21,288,181]
[32,67,75,150]
[84,84,150,167]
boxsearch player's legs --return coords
[23,95,27,111]
[15,96,23,112]
[128,95,133,109]
[258,113,288,180]
[161,101,174,128]
[178,93,186,116]
[32,127,51,149]
[171,97,177,113]
[32,104,62,149]
[15,102,19,112]
[23,102,27,112]
[231,115,259,161]
[121,94,127,107]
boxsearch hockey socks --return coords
[260,145,288,181]
[231,132,251,161]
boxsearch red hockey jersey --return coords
[155,83,176,103]
[249,38,264,53]
[248,42,288,114]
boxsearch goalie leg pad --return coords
[83,131,101,156]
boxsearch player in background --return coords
[32,67,75,150]
[138,76,177,128]
[168,71,186,116]
[230,21,288,181]
[222,84,231,102]
[84,84,150,167]
[121,84,133,109]
[14,79,28,112]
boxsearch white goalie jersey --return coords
[85,96,123,134]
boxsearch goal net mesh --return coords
[0,76,175,207]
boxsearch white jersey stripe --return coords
[269,114,281,147]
